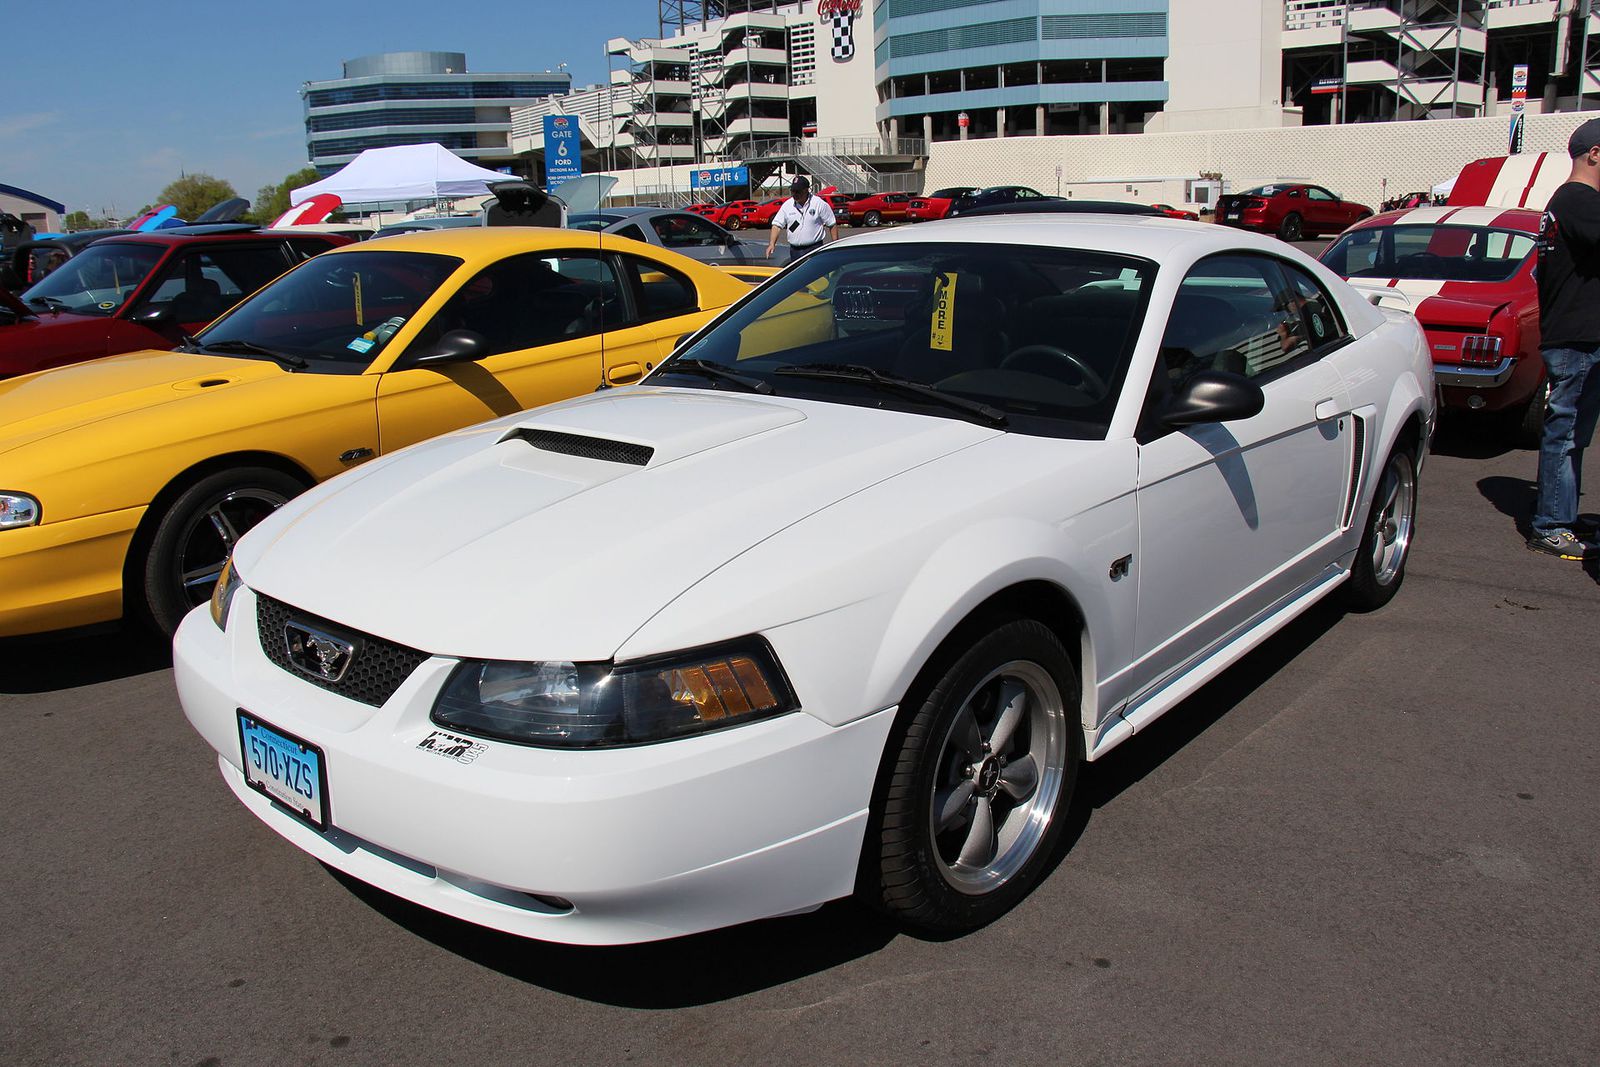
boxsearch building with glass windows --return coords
[302,52,570,174]
[874,0,1173,142]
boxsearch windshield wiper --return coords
[774,363,1007,428]
[657,357,773,395]
[25,295,68,313]
[199,339,309,370]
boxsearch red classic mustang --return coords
[1320,204,1545,444]
[1217,183,1372,241]
[845,191,913,227]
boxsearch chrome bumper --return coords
[1435,356,1515,389]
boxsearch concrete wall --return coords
[1154,0,1288,132]
[922,111,1594,208]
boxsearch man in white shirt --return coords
[766,176,838,263]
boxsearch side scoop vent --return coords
[505,428,654,466]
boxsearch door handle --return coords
[1314,397,1345,421]
[606,362,643,385]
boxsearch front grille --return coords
[257,595,430,707]
[505,428,653,466]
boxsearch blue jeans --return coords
[1531,345,1600,536]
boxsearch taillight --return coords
[1460,334,1503,365]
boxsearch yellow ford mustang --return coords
[0,228,766,637]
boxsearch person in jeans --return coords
[765,176,838,264]
[1530,118,1600,559]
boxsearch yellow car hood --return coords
[0,349,283,457]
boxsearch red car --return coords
[846,192,913,227]
[1320,205,1546,443]
[0,226,349,379]
[686,203,719,218]
[700,200,758,228]
[823,193,861,223]
[1216,183,1372,241]
[1150,203,1200,221]
[736,198,788,228]
[905,187,977,222]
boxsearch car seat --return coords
[169,277,227,325]
[894,271,1009,384]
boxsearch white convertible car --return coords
[176,216,1434,945]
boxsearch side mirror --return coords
[1163,369,1264,427]
[410,329,489,367]
[129,304,174,325]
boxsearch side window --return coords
[614,223,648,243]
[619,254,698,320]
[1306,187,1336,202]
[143,247,291,322]
[1277,262,1348,350]
[412,252,622,357]
[1160,254,1310,386]
[287,237,336,260]
[650,213,723,249]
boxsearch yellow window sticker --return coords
[929,272,957,351]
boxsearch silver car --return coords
[567,207,765,266]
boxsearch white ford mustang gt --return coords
[176,216,1434,945]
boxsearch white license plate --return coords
[1226,209,1241,219]
[238,711,328,829]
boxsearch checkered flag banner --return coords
[830,14,855,61]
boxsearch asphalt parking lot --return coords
[2,415,1596,1067]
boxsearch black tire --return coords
[864,210,883,227]
[1279,212,1304,241]
[139,467,305,635]
[1342,444,1418,612]
[1508,381,1549,450]
[863,617,1080,933]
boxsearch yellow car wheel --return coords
[140,467,306,635]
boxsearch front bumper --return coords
[0,505,144,637]
[174,592,897,945]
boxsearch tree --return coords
[250,166,321,225]
[157,173,238,222]
[64,210,116,232]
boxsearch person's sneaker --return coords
[1526,530,1596,560]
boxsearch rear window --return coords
[1321,224,1535,282]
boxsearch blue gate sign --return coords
[544,115,583,189]
[690,166,750,189]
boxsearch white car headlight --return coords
[431,638,797,748]
[210,557,244,631]
[0,492,40,529]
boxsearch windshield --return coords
[658,242,1155,439]
[1240,185,1290,197]
[21,242,164,316]
[1322,224,1535,283]
[931,188,973,199]
[194,250,461,371]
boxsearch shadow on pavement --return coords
[1477,474,1535,536]
[0,625,172,694]
[1042,600,1345,874]
[1431,415,1520,460]
[327,867,899,1008]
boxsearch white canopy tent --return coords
[1431,175,1457,198]
[290,144,510,206]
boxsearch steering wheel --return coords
[1000,344,1107,395]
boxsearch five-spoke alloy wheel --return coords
[865,617,1079,932]
[1343,444,1417,611]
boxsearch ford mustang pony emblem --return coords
[284,622,355,682]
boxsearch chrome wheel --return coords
[1369,452,1416,587]
[174,488,289,607]
[928,660,1069,895]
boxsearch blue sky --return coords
[1,0,661,217]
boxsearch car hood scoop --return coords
[241,387,999,661]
